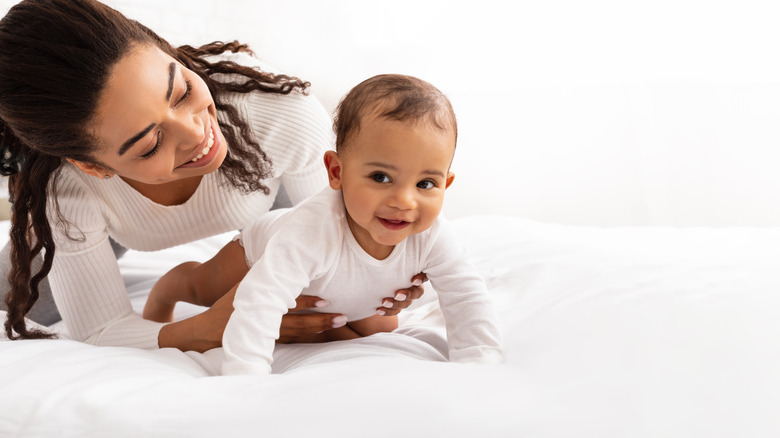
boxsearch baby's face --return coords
[327,115,455,259]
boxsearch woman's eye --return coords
[141,133,162,159]
[175,79,192,107]
[417,180,436,190]
[370,173,390,183]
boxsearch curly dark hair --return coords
[0,0,310,340]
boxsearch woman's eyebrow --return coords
[118,123,155,156]
[117,63,176,156]
[165,62,175,100]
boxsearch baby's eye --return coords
[370,173,391,183]
[417,180,436,190]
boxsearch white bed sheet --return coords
[2,215,780,437]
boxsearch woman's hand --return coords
[277,295,347,344]
[159,289,348,351]
[375,272,427,316]
[159,272,425,351]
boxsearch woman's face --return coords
[85,44,227,184]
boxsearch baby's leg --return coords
[143,240,250,322]
[143,261,203,322]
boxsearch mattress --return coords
[1,215,779,437]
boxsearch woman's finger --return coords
[290,294,330,312]
[278,312,346,342]
[410,272,429,285]
[375,284,426,316]
[396,284,425,302]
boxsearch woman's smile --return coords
[177,119,221,169]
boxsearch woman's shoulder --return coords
[51,163,101,204]
[47,163,110,246]
[207,50,334,174]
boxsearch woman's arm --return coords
[153,238,352,351]
[158,288,349,352]
[50,236,165,348]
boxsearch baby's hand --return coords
[376,272,427,316]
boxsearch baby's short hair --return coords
[333,74,457,152]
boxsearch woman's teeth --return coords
[191,130,215,162]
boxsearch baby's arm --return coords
[425,221,504,364]
[143,240,249,323]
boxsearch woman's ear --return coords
[445,172,455,189]
[66,159,114,179]
[323,150,343,190]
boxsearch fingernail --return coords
[382,300,393,308]
[315,300,330,307]
[412,278,422,286]
[395,293,407,301]
[332,315,347,328]
[376,309,386,316]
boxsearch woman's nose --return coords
[172,113,204,150]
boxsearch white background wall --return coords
[2,0,780,227]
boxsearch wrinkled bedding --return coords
[2,215,779,437]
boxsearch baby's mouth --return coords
[379,218,411,230]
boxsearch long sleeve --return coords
[48,236,164,348]
[47,175,165,348]
[425,219,505,364]
[222,196,341,375]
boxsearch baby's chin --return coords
[371,231,413,247]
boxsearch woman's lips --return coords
[177,120,220,169]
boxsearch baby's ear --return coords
[445,172,455,189]
[323,150,343,190]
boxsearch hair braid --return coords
[4,147,60,339]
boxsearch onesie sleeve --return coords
[222,197,341,375]
[47,173,164,348]
[423,218,505,364]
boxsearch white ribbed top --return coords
[46,52,333,348]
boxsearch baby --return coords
[144,74,504,374]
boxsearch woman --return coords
[0,0,423,351]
